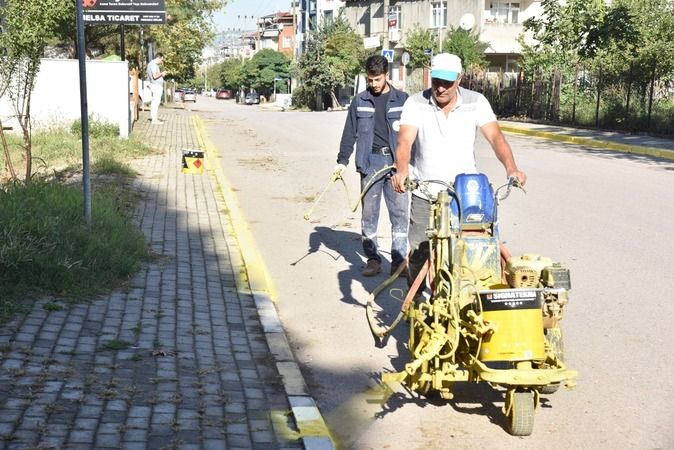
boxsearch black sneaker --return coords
[362,259,382,277]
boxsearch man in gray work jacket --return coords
[334,55,409,277]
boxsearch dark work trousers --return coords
[360,153,409,268]
[407,194,432,290]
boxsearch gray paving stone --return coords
[203,439,228,450]
[0,110,315,450]
[68,429,95,443]
[227,432,253,447]
[0,410,21,422]
[123,428,148,442]
[0,423,14,435]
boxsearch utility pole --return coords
[75,0,91,225]
[383,0,389,50]
[291,0,297,61]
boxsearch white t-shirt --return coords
[400,87,496,198]
[147,59,163,86]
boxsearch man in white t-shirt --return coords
[391,53,527,288]
[147,52,167,124]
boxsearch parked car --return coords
[244,92,260,105]
[182,88,196,102]
[215,88,233,100]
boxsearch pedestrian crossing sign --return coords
[381,49,394,63]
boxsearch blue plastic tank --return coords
[451,173,495,230]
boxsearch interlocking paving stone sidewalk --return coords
[0,108,301,449]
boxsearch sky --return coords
[213,0,294,33]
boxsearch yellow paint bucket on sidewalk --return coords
[182,149,204,174]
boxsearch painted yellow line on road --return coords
[191,115,278,300]
[500,124,674,161]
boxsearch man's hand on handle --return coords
[507,169,527,186]
[391,166,408,193]
[332,163,347,181]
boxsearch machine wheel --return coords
[540,383,560,395]
[506,389,535,436]
[541,383,560,395]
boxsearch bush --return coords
[71,115,119,138]
[0,180,150,321]
[291,85,316,110]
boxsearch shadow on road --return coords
[297,226,397,308]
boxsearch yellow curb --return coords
[191,115,278,300]
[500,124,674,161]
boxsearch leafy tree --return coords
[140,0,226,81]
[404,25,436,69]
[242,49,290,97]
[520,0,674,128]
[297,16,364,109]
[220,58,246,91]
[521,0,606,74]
[46,0,226,81]
[442,28,488,73]
[0,0,72,182]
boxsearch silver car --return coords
[244,92,259,105]
[182,89,197,102]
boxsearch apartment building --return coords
[342,0,541,77]
[294,0,346,57]
[257,11,296,58]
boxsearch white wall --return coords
[0,58,130,138]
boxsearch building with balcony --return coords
[220,30,257,60]
[257,11,296,58]
[294,0,345,57]
[342,0,542,80]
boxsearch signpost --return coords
[382,49,394,63]
[83,0,166,24]
[76,0,167,223]
[76,0,92,224]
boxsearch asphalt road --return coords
[192,96,674,450]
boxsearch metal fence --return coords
[463,67,674,135]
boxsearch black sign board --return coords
[479,289,542,312]
[83,0,166,25]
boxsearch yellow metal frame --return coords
[382,180,577,428]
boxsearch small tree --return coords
[297,16,364,109]
[220,58,246,91]
[442,28,488,73]
[0,0,71,182]
[405,24,437,69]
[243,49,290,97]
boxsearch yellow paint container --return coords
[478,289,545,362]
[182,149,204,174]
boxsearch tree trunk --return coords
[572,63,578,124]
[595,66,602,127]
[625,62,633,124]
[0,119,17,181]
[21,113,32,183]
[330,88,340,110]
[647,59,656,131]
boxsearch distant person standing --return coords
[147,52,167,124]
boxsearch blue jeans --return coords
[360,154,409,267]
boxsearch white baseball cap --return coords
[430,53,463,81]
